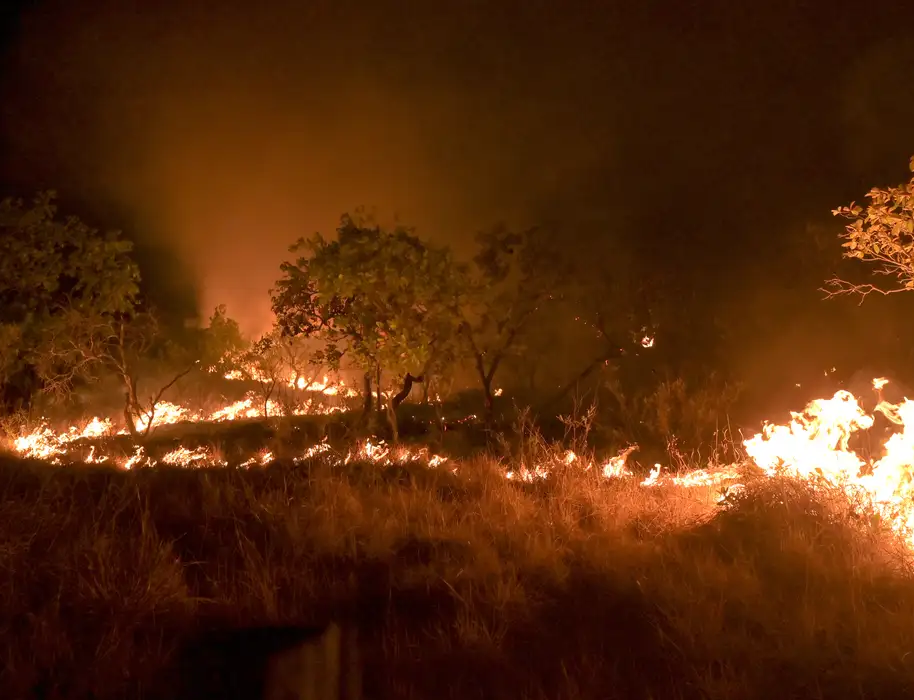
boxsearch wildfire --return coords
[9,382,355,463]
[240,450,275,467]
[9,374,914,547]
[744,379,914,545]
[221,359,359,399]
[160,446,223,467]
[291,374,359,397]
[134,401,197,433]
[603,445,638,478]
[208,396,277,422]
[13,416,117,462]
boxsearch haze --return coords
[2,1,914,402]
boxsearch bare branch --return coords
[821,277,911,305]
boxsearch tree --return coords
[543,241,661,409]
[46,305,235,437]
[458,224,568,420]
[202,305,247,374]
[272,212,465,438]
[826,155,914,299]
[0,191,140,412]
[272,332,318,393]
[223,329,289,419]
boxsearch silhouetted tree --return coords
[544,235,661,408]
[459,224,568,421]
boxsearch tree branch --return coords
[820,277,910,304]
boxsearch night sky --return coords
[1,1,914,414]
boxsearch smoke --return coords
[840,38,914,183]
[0,0,618,335]
[2,0,914,409]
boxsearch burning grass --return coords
[5,378,914,698]
[2,444,914,699]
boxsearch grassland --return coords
[2,426,914,700]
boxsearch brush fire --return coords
[6,365,914,547]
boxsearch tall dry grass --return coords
[0,438,913,699]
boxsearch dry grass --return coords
[1,441,914,699]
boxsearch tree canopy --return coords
[827,155,914,299]
[272,212,466,401]
[0,191,140,404]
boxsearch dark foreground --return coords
[2,449,914,700]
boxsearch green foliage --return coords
[200,305,248,372]
[272,212,466,389]
[0,192,140,394]
[830,156,914,296]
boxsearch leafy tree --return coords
[202,304,248,375]
[0,191,140,411]
[458,224,568,420]
[272,212,465,438]
[826,156,914,299]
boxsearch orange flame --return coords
[10,375,914,548]
[743,380,914,545]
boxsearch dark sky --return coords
[1,1,914,405]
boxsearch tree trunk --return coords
[260,381,276,418]
[391,373,422,410]
[387,373,424,444]
[471,349,501,425]
[123,398,137,438]
[481,374,494,424]
[122,375,141,439]
[375,366,384,429]
[386,401,399,443]
[542,353,615,410]
[361,372,373,426]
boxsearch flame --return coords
[133,401,197,432]
[641,464,741,488]
[10,383,353,463]
[123,445,152,470]
[743,390,873,479]
[12,372,914,549]
[292,374,359,397]
[743,380,914,546]
[296,439,333,461]
[160,446,226,468]
[13,416,117,462]
[239,450,274,467]
[602,445,637,478]
[208,396,272,422]
[221,358,359,398]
